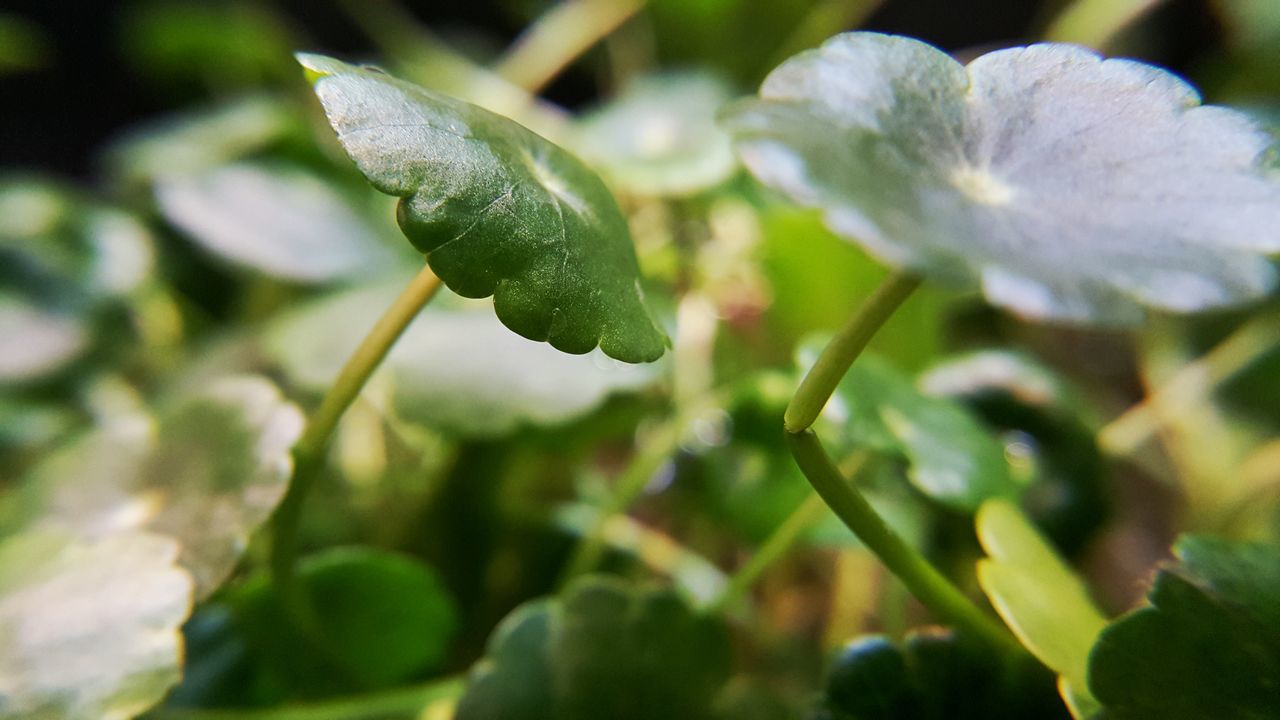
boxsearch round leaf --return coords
[19,375,304,598]
[456,576,731,720]
[725,32,1280,326]
[297,53,668,362]
[231,547,459,693]
[575,72,736,197]
[155,162,396,283]
[0,529,193,720]
[267,282,658,437]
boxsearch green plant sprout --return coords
[4,6,1280,720]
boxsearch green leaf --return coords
[456,576,731,720]
[0,529,193,720]
[231,547,459,695]
[923,349,1109,557]
[297,53,668,363]
[975,500,1107,715]
[15,375,303,598]
[813,629,1068,720]
[156,162,398,283]
[814,350,1020,511]
[575,72,736,197]
[267,282,658,437]
[725,32,1280,326]
[1089,535,1280,720]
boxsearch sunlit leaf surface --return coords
[19,376,303,598]
[726,32,1280,325]
[0,529,193,720]
[298,53,668,362]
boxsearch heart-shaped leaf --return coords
[1088,535,1280,719]
[267,282,658,437]
[725,32,1280,326]
[298,53,668,362]
[0,529,193,720]
[456,576,731,720]
[16,375,304,598]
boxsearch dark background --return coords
[0,0,1220,178]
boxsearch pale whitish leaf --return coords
[155,162,396,283]
[20,376,303,598]
[297,54,667,362]
[267,282,657,437]
[0,294,87,383]
[0,529,193,720]
[576,72,737,197]
[725,33,1280,326]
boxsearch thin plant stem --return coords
[270,263,443,608]
[494,0,646,94]
[146,675,465,720]
[788,430,1023,655]
[708,487,836,613]
[784,271,922,433]
[557,414,684,586]
[782,271,1023,657]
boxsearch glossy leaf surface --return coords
[299,54,668,362]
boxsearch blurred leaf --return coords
[0,529,193,720]
[975,500,1106,715]
[1213,0,1280,52]
[576,72,736,197]
[812,629,1068,720]
[922,350,1109,557]
[0,178,156,384]
[121,0,295,89]
[455,576,731,720]
[156,162,399,284]
[1089,535,1280,719]
[16,376,304,598]
[725,33,1280,326]
[814,351,1020,512]
[104,95,300,187]
[0,14,49,73]
[0,294,88,384]
[232,547,459,695]
[1043,0,1168,49]
[298,53,668,362]
[267,282,658,437]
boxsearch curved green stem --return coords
[270,263,443,606]
[787,431,1022,655]
[782,271,1023,657]
[147,675,465,720]
[784,271,922,433]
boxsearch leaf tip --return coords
[295,52,341,84]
